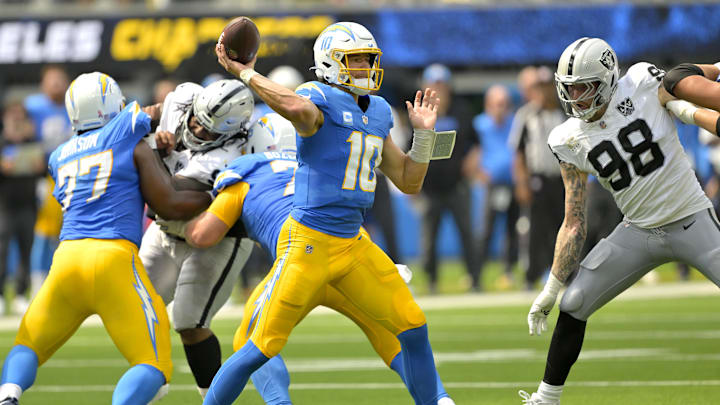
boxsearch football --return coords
[219,16,260,63]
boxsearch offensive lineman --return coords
[0,72,211,405]
[138,79,256,399]
[209,22,453,405]
[519,37,720,404]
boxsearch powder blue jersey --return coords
[292,81,393,237]
[48,102,150,247]
[213,151,296,259]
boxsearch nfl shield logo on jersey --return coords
[362,115,369,125]
[616,98,635,116]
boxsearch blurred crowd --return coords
[1,62,718,316]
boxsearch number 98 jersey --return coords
[548,62,712,228]
[292,81,393,238]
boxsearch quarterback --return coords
[520,38,720,404]
[210,22,452,405]
[0,72,211,405]
[165,112,454,405]
[138,79,256,399]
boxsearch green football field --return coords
[2,277,719,404]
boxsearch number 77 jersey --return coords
[548,62,712,228]
[48,101,150,247]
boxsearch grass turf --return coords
[2,272,718,404]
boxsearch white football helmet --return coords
[65,72,125,133]
[245,113,297,154]
[312,22,383,95]
[181,79,253,152]
[555,37,619,121]
[267,65,304,91]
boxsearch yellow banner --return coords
[110,15,333,71]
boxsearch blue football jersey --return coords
[213,151,296,259]
[292,81,393,237]
[48,102,150,247]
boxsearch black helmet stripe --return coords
[210,85,243,115]
[567,37,590,76]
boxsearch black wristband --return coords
[663,63,704,96]
[715,115,720,137]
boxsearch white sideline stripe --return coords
[0,281,715,332]
[27,380,720,393]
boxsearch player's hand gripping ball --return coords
[218,17,260,63]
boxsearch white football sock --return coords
[0,383,22,400]
[538,381,563,400]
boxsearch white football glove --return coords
[155,216,188,238]
[528,273,564,336]
[396,264,413,284]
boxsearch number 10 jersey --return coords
[548,62,712,228]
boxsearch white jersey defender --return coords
[140,81,254,332]
[549,62,712,228]
[520,36,720,405]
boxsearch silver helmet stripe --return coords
[210,85,244,115]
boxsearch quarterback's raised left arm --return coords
[528,161,588,336]
[215,44,323,137]
[378,89,440,194]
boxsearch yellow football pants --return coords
[15,239,173,381]
[244,217,426,358]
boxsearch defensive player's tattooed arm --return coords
[550,161,589,283]
[215,43,323,137]
[134,141,211,220]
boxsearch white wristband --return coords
[544,273,564,296]
[666,100,698,125]
[239,69,258,85]
[408,128,435,164]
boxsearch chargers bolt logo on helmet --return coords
[65,72,125,133]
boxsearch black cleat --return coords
[0,397,18,405]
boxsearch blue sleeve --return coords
[109,102,151,146]
[212,155,262,196]
[295,82,329,109]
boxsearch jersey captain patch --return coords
[616,97,634,116]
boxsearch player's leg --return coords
[332,237,442,405]
[139,222,182,305]
[668,209,720,282]
[205,218,326,405]
[0,240,93,402]
[94,240,172,405]
[322,283,452,403]
[12,208,35,314]
[174,237,253,398]
[525,222,666,404]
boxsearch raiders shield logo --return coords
[616,98,634,116]
[599,49,615,71]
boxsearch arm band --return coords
[663,63,704,96]
[716,116,720,137]
[407,129,435,164]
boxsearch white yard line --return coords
[27,379,720,393]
